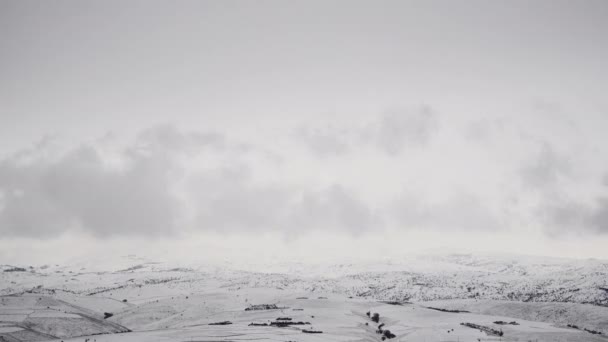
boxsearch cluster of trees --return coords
[366,311,395,340]
[460,322,503,337]
[208,321,232,325]
[302,329,323,333]
[567,324,603,335]
[367,311,380,323]
[245,304,279,311]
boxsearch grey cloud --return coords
[530,99,579,130]
[539,199,590,234]
[0,124,236,238]
[0,144,178,237]
[540,175,608,235]
[0,125,380,238]
[297,107,439,157]
[518,142,608,235]
[542,197,608,235]
[288,185,379,234]
[190,168,379,235]
[589,197,608,233]
[464,118,508,142]
[191,165,292,232]
[602,173,608,186]
[368,107,439,155]
[295,126,350,157]
[520,142,571,189]
[134,123,227,154]
[391,192,502,232]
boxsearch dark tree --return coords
[371,313,380,323]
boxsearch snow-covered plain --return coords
[1,254,607,341]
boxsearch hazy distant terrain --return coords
[1,254,607,342]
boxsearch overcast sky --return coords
[1,0,608,264]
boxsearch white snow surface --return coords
[1,253,607,341]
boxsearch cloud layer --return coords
[0,136,178,237]
[295,107,439,157]
[0,124,385,237]
[0,105,607,242]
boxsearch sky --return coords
[1,0,608,264]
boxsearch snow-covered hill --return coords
[1,253,607,341]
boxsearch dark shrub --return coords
[383,330,396,339]
[371,313,380,323]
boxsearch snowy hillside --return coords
[1,253,607,341]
